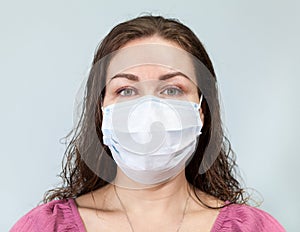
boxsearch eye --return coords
[161,87,183,96]
[117,87,137,96]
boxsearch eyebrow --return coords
[109,71,189,83]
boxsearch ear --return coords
[199,108,204,125]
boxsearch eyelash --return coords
[116,87,136,96]
[161,86,184,96]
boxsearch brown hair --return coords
[43,15,247,208]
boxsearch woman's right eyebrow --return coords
[109,73,139,82]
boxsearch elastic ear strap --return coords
[197,94,203,110]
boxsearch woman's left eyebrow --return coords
[109,71,189,82]
[159,72,189,81]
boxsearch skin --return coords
[75,36,224,232]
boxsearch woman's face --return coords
[103,36,204,122]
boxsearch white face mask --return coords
[101,95,203,185]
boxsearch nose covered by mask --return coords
[101,95,203,185]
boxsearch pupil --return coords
[168,89,176,95]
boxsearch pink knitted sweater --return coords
[10,198,285,231]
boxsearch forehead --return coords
[115,64,176,75]
[106,38,196,83]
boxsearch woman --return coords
[11,15,285,231]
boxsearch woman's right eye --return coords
[117,87,137,96]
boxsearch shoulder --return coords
[10,199,85,232]
[211,202,286,232]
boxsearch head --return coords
[44,15,245,207]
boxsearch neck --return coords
[110,169,190,214]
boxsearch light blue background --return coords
[1,1,299,231]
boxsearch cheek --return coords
[186,86,200,103]
[102,93,114,108]
[102,85,117,107]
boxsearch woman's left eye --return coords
[161,87,183,96]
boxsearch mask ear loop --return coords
[100,91,105,111]
[196,94,203,111]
